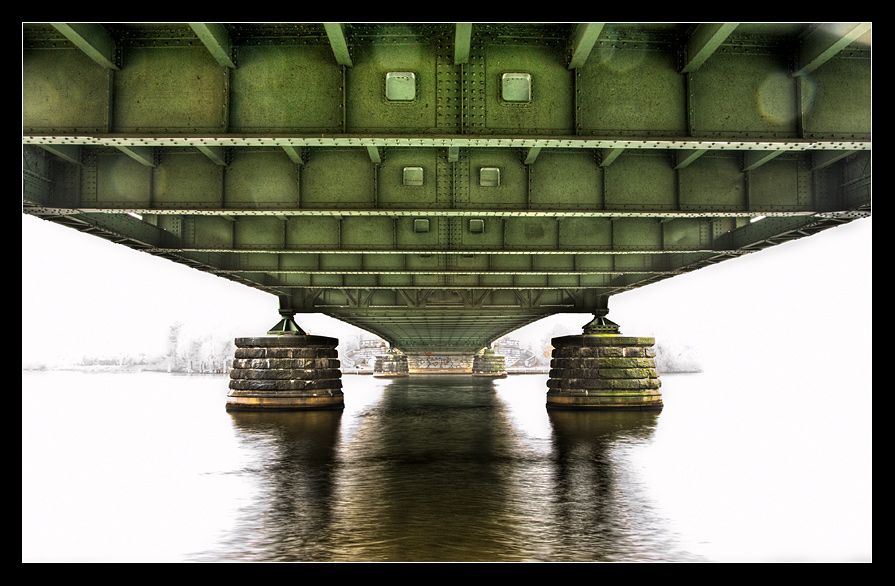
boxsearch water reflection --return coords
[216,410,344,562]
[23,369,871,562]
[204,375,692,562]
[329,376,535,562]
[546,409,672,562]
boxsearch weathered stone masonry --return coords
[225,335,344,411]
[546,335,663,410]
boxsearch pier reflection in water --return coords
[218,375,681,562]
[22,370,870,562]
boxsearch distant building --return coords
[342,338,388,371]
[493,337,544,370]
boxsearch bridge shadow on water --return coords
[213,374,693,562]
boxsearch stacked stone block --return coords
[471,349,507,377]
[546,335,662,410]
[225,335,344,411]
[373,352,409,377]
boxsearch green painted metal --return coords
[22,23,871,353]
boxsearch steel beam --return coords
[812,150,857,170]
[794,23,872,77]
[281,146,306,166]
[23,136,870,152]
[674,149,708,170]
[324,23,353,67]
[567,23,604,69]
[189,23,236,69]
[50,23,118,70]
[743,150,784,171]
[197,145,227,166]
[22,23,871,353]
[27,142,851,218]
[680,23,738,73]
[454,24,472,65]
[115,146,155,167]
[39,144,81,165]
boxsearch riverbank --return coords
[21,361,227,375]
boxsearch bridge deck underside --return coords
[22,23,871,352]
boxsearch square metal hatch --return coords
[501,72,531,102]
[386,72,417,101]
[479,167,500,187]
[403,166,424,186]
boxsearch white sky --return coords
[21,214,364,363]
[21,210,873,561]
[22,212,871,370]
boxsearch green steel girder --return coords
[22,23,871,352]
[20,145,860,214]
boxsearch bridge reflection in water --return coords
[220,374,672,562]
[22,367,871,562]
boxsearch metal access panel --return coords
[347,41,438,132]
[22,23,871,353]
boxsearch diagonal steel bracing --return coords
[23,23,871,352]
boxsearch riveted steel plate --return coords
[22,23,871,353]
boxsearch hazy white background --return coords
[22,211,872,562]
[22,212,872,368]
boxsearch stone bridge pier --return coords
[373,349,409,377]
[546,311,663,411]
[472,348,508,377]
[226,305,661,411]
[225,313,344,411]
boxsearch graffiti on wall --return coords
[409,354,474,371]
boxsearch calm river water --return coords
[22,368,871,563]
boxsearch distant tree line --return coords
[63,322,236,372]
[164,321,235,373]
[33,320,701,374]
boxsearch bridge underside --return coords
[23,23,871,353]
